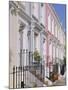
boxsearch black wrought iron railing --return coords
[9,50,45,88]
[10,64,45,88]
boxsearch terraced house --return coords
[9,1,66,88]
[45,4,65,80]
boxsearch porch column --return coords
[30,23,34,52]
[58,64,61,75]
[46,37,50,78]
[40,32,43,62]
[29,23,34,65]
[58,47,61,74]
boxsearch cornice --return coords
[9,1,32,23]
[49,4,65,31]
[18,8,32,23]
[42,30,47,37]
[33,21,42,32]
[17,1,25,10]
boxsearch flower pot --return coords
[53,74,58,80]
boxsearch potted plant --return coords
[33,50,41,64]
[53,73,58,81]
[50,72,58,82]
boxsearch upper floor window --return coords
[49,42,52,57]
[58,26,60,40]
[55,25,57,37]
[56,47,58,58]
[52,19,54,35]
[53,45,55,59]
[48,14,51,32]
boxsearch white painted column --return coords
[58,64,61,74]
[16,21,21,67]
[31,29,34,52]
[40,32,43,61]
[23,25,29,66]
[46,67,49,78]
[58,46,61,74]
[36,33,40,52]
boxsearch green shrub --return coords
[33,50,41,62]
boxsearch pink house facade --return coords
[45,3,65,78]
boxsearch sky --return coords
[52,4,66,32]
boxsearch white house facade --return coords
[9,1,47,88]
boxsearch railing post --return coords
[20,49,22,66]
[23,66,24,88]
[21,66,24,88]
[29,52,30,65]
[41,64,42,74]
[21,66,22,82]
[13,66,15,89]
[31,52,33,64]
[16,67,17,88]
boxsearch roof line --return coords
[49,4,65,32]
